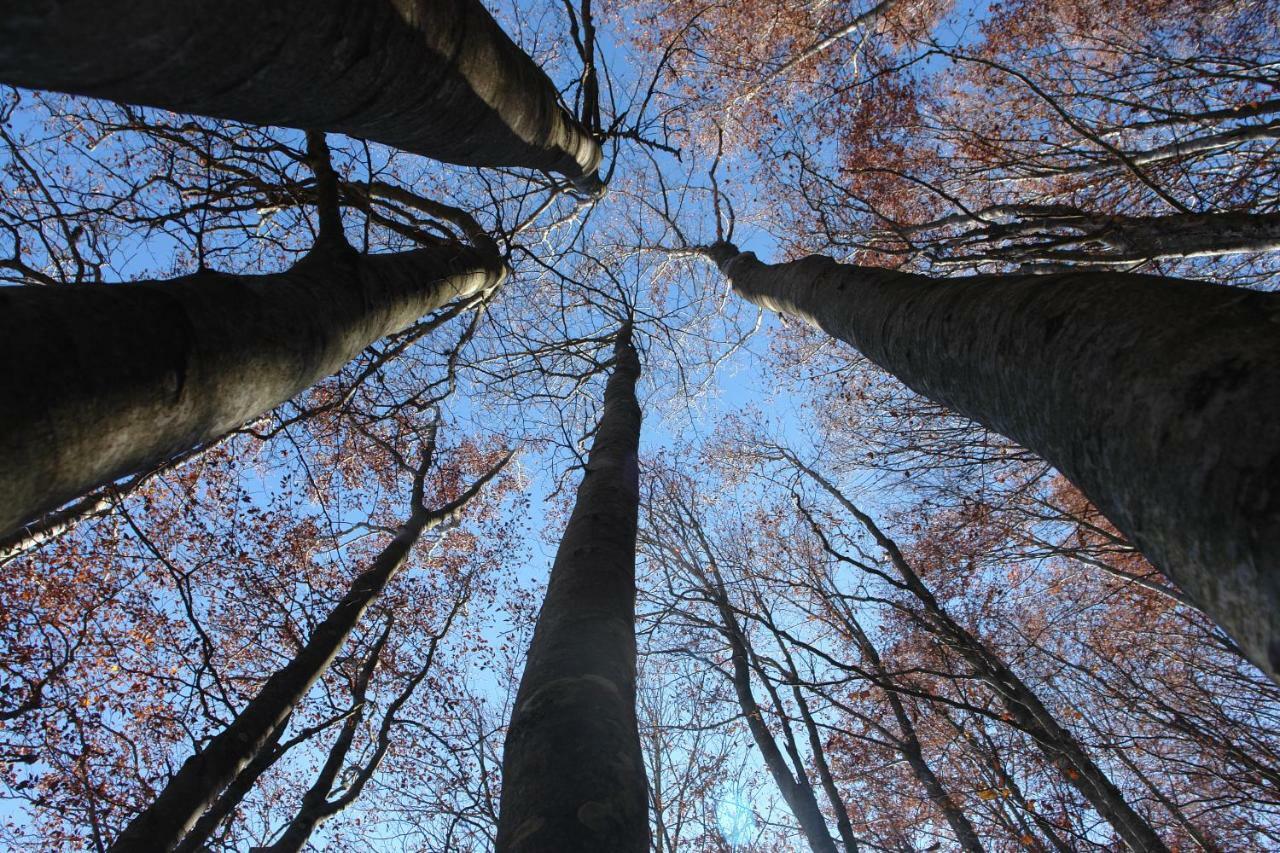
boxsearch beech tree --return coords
[3,0,1280,848]
[700,241,1280,684]
[0,0,604,190]
[497,324,648,852]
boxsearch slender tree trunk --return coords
[836,613,983,852]
[1069,210,1280,262]
[170,716,292,853]
[791,456,1169,851]
[708,243,1280,683]
[496,327,649,853]
[109,456,506,852]
[943,710,1073,853]
[787,683,862,853]
[0,0,603,189]
[723,611,837,853]
[0,241,503,540]
[253,640,384,853]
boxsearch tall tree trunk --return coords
[835,611,983,852]
[707,243,1280,684]
[0,240,503,540]
[0,0,603,190]
[109,452,507,852]
[496,326,649,853]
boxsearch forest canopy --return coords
[0,0,1277,850]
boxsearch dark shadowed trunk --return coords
[723,610,840,853]
[109,451,508,853]
[706,243,1280,684]
[0,0,603,189]
[496,326,649,853]
[0,241,504,540]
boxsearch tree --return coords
[702,242,1280,684]
[0,132,506,541]
[3,0,1280,847]
[640,469,855,853]
[496,324,649,852]
[781,449,1168,851]
[109,430,510,852]
[0,0,604,190]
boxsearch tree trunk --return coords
[170,716,292,853]
[496,327,649,853]
[788,683,862,853]
[837,613,983,852]
[0,0,603,190]
[0,241,503,540]
[791,456,1169,851]
[724,613,838,853]
[108,450,507,852]
[708,243,1280,684]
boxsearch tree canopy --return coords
[0,0,1277,850]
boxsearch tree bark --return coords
[109,454,506,852]
[707,243,1280,684]
[496,327,649,853]
[0,0,603,190]
[170,716,292,853]
[0,241,504,540]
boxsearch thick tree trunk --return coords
[0,241,503,540]
[110,456,505,852]
[0,0,603,190]
[708,243,1280,684]
[496,327,649,853]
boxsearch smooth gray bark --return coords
[0,0,603,190]
[110,455,506,852]
[707,243,1280,684]
[496,328,649,853]
[0,241,504,541]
